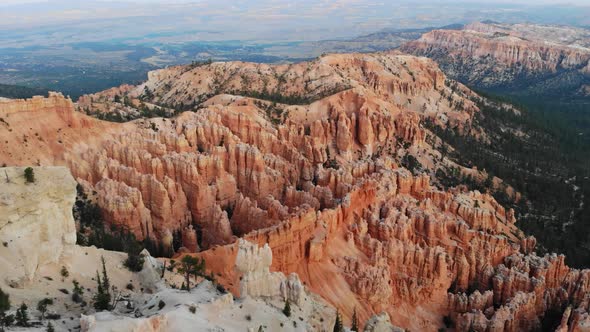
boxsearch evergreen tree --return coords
[0,288,13,332]
[124,239,145,272]
[351,308,359,331]
[177,255,205,291]
[282,299,291,317]
[37,298,53,321]
[93,270,110,311]
[46,322,55,332]
[101,257,110,293]
[333,309,343,332]
[15,303,29,327]
[0,289,8,314]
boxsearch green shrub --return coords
[24,167,35,183]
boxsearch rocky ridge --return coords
[400,22,590,95]
[0,92,120,166]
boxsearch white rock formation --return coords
[80,281,325,332]
[364,313,405,332]
[0,166,77,286]
[138,248,165,293]
[236,239,306,305]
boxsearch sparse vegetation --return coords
[124,242,145,272]
[401,154,422,175]
[60,266,69,279]
[93,257,111,311]
[0,288,13,332]
[24,167,35,183]
[15,303,29,327]
[37,298,54,321]
[72,280,84,303]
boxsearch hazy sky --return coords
[1,0,589,47]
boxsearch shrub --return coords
[282,300,291,317]
[37,298,54,320]
[15,303,29,327]
[124,251,144,272]
[158,300,166,310]
[24,167,35,183]
[72,280,84,303]
[189,305,196,314]
[46,313,61,320]
[60,266,69,279]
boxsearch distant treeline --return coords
[0,84,48,99]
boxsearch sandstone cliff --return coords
[0,166,77,285]
[400,22,590,94]
[0,92,120,166]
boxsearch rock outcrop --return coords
[236,239,305,305]
[364,313,405,332]
[400,21,590,95]
[0,166,77,284]
[0,92,119,166]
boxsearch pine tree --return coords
[0,289,8,314]
[93,270,110,311]
[15,303,29,327]
[282,299,291,317]
[351,308,359,331]
[101,257,111,293]
[0,288,12,332]
[177,256,205,291]
[333,309,343,332]
[37,298,53,321]
[46,322,55,332]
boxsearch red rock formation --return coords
[3,52,589,332]
[0,92,118,166]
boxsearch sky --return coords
[1,0,589,47]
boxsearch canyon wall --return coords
[400,22,590,92]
